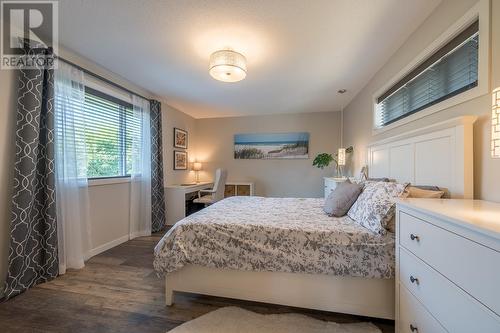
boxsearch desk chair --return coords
[193,168,227,205]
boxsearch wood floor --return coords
[0,231,395,333]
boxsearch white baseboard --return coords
[129,231,151,239]
[86,234,130,260]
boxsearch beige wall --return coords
[194,112,341,197]
[0,68,17,294]
[162,103,198,185]
[87,182,131,252]
[343,0,500,203]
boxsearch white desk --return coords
[165,182,213,225]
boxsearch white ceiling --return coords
[59,0,441,118]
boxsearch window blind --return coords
[375,20,479,128]
[83,88,141,178]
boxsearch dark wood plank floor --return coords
[0,231,394,333]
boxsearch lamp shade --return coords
[209,50,247,82]
[493,87,500,158]
[192,162,203,171]
[338,148,346,166]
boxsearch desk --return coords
[165,182,213,225]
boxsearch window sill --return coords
[88,177,131,187]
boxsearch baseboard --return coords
[86,234,130,259]
[129,231,151,239]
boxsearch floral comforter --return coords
[154,196,395,279]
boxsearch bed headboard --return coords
[367,116,476,199]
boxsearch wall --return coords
[0,68,18,294]
[162,103,198,185]
[343,0,500,202]
[194,112,341,197]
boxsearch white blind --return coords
[376,26,479,129]
[83,88,141,178]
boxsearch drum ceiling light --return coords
[209,50,247,82]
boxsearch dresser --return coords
[323,177,346,198]
[396,199,500,333]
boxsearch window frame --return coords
[372,0,490,135]
[83,86,136,180]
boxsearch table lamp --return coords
[193,162,202,183]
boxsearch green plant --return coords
[312,153,334,169]
[312,146,354,172]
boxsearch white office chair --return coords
[193,168,227,205]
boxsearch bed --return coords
[154,116,475,320]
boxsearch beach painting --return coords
[234,132,309,159]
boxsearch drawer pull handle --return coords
[410,324,418,332]
[410,234,420,241]
[410,275,419,284]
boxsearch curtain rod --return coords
[55,56,151,101]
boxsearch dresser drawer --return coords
[399,285,446,333]
[399,211,500,315]
[400,248,500,332]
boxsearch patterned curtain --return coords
[150,100,166,233]
[2,48,58,300]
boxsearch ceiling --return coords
[59,0,441,118]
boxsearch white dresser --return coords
[323,177,346,198]
[396,199,500,333]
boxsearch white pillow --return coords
[347,181,408,234]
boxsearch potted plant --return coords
[312,146,353,177]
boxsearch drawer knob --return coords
[410,324,418,332]
[410,275,419,284]
[410,234,420,241]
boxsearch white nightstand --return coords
[323,177,347,198]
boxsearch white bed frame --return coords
[164,116,476,320]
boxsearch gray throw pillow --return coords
[323,180,363,217]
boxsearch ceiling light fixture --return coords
[209,49,247,82]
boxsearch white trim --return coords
[129,231,151,239]
[83,74,134,104]
[372,0,490,135]
[88,177,130,187]
[368,116,477,147]
[85,234,130,260]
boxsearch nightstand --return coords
[323,177,347,198]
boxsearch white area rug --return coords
[167,307,382,333]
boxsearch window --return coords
[83,87,141,178]
[375,20,479,129]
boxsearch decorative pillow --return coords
[385,217,396,234]
[323,180,363,217]
[367,177,391,182]
[347,181,408,234]
[411,185,441,191]
[407,186,445,198]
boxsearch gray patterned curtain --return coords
[2,47,58,300]
[150,100,166,232]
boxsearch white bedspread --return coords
[154,196,395,279]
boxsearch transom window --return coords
[375,20,479,129]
